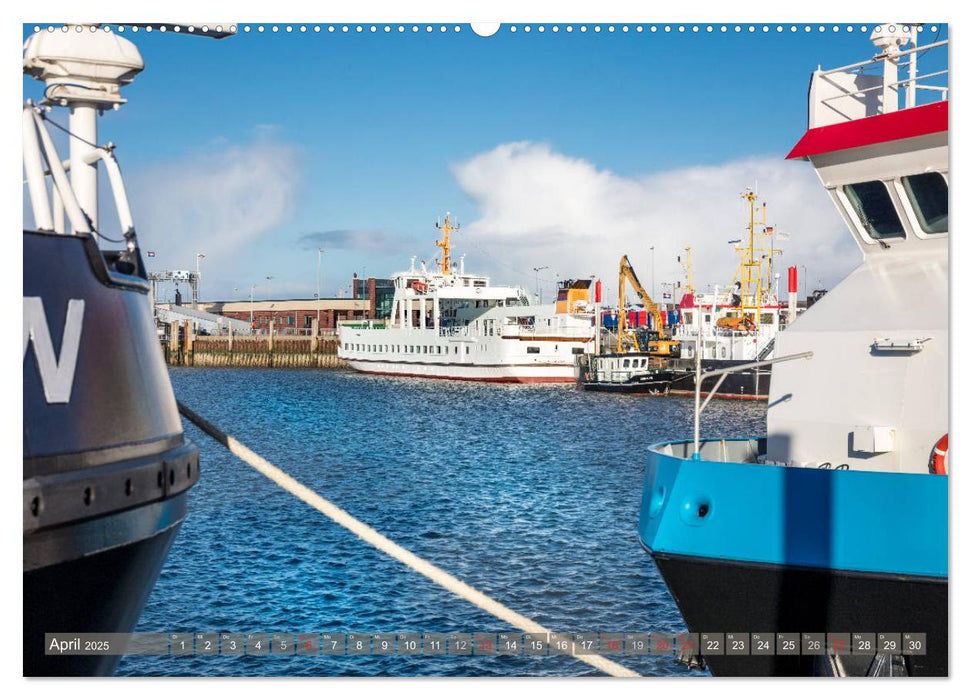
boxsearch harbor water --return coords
[117,368,765,677]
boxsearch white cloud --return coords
[451,142,860,301]
[127,140,301,275]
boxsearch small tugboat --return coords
[576,255,686,394]
[23,26,210,675]
[338,215,596,382]
[638,25,948,676]
[576,352,687,394]
[667,196,792,400]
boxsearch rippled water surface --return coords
[117,368,765,677]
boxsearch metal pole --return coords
[69,102,98,235]
[532,266,548,304]
[693,319,702,458]
[650,246,655,299]
[250,284,257,325]
[907,25,919,108]
[196,254,204,308]
[317,248,323,329]
[800,265,807,301]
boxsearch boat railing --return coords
[692,351,813,458]
[23,102,139,242]
[810,29,947,128]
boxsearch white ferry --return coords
[338,215,596,382]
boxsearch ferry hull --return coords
[638,439,948,677]
[668,360,770,400]
[344,359,577,383]
[651,553,946,676]
[23,496,187,676]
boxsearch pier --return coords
[164,320,347,369]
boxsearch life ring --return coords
[932,434,948,475]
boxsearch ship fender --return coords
[932,434,948,475]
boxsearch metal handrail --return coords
[818,39,949,76]
[819,68,950,104]
[692,351,813,458]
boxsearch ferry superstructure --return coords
[338,215,596,382]
[638,25,947,676]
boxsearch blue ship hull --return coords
[638,438,948,676]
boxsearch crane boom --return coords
[616,254,677,355]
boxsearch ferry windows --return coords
[761,313,774,325]
[571,347,584,355]
[623,359,630,368]
[527,346,540,354]
[902,173,948,234]
[843,181,906,240]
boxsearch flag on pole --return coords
[147,251,156,257]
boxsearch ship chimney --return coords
[788,266,798,321]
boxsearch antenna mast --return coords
[435,212,460,275]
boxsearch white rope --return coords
[188,409,639,677]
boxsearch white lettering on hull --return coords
[23,297,85,404]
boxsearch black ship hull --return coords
[23,230,199,676]
[669,359,771,399]
[650,552,947,677]
[580,369,685,394]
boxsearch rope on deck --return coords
[177,401,640,678]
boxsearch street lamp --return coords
[316,248,324,329]
[195,253,206,307]
[249,284,258,326]
[650,246,655,299]
[532,266,548,304]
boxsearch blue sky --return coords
[22,21,949,304]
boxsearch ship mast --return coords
[732,190,774,325]
[679,247,695,295]
[435,212,460,275]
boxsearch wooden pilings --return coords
[164,329,346,369]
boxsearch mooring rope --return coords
[177,401,640,678]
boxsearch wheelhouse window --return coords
[902,173,948,234]
[843,181,905,240]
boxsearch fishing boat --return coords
[638,25,948,676]
[667,198,792,400]
[22,26,217,675]
[338,215,596,382]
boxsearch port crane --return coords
[616,254,679,355]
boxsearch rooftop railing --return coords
[809,28,948,128]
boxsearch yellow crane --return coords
[616,254,679,355]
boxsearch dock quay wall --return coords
[163,320,347,369]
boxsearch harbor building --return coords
[154,276,393,334]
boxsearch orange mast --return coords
[435,213,460,275]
